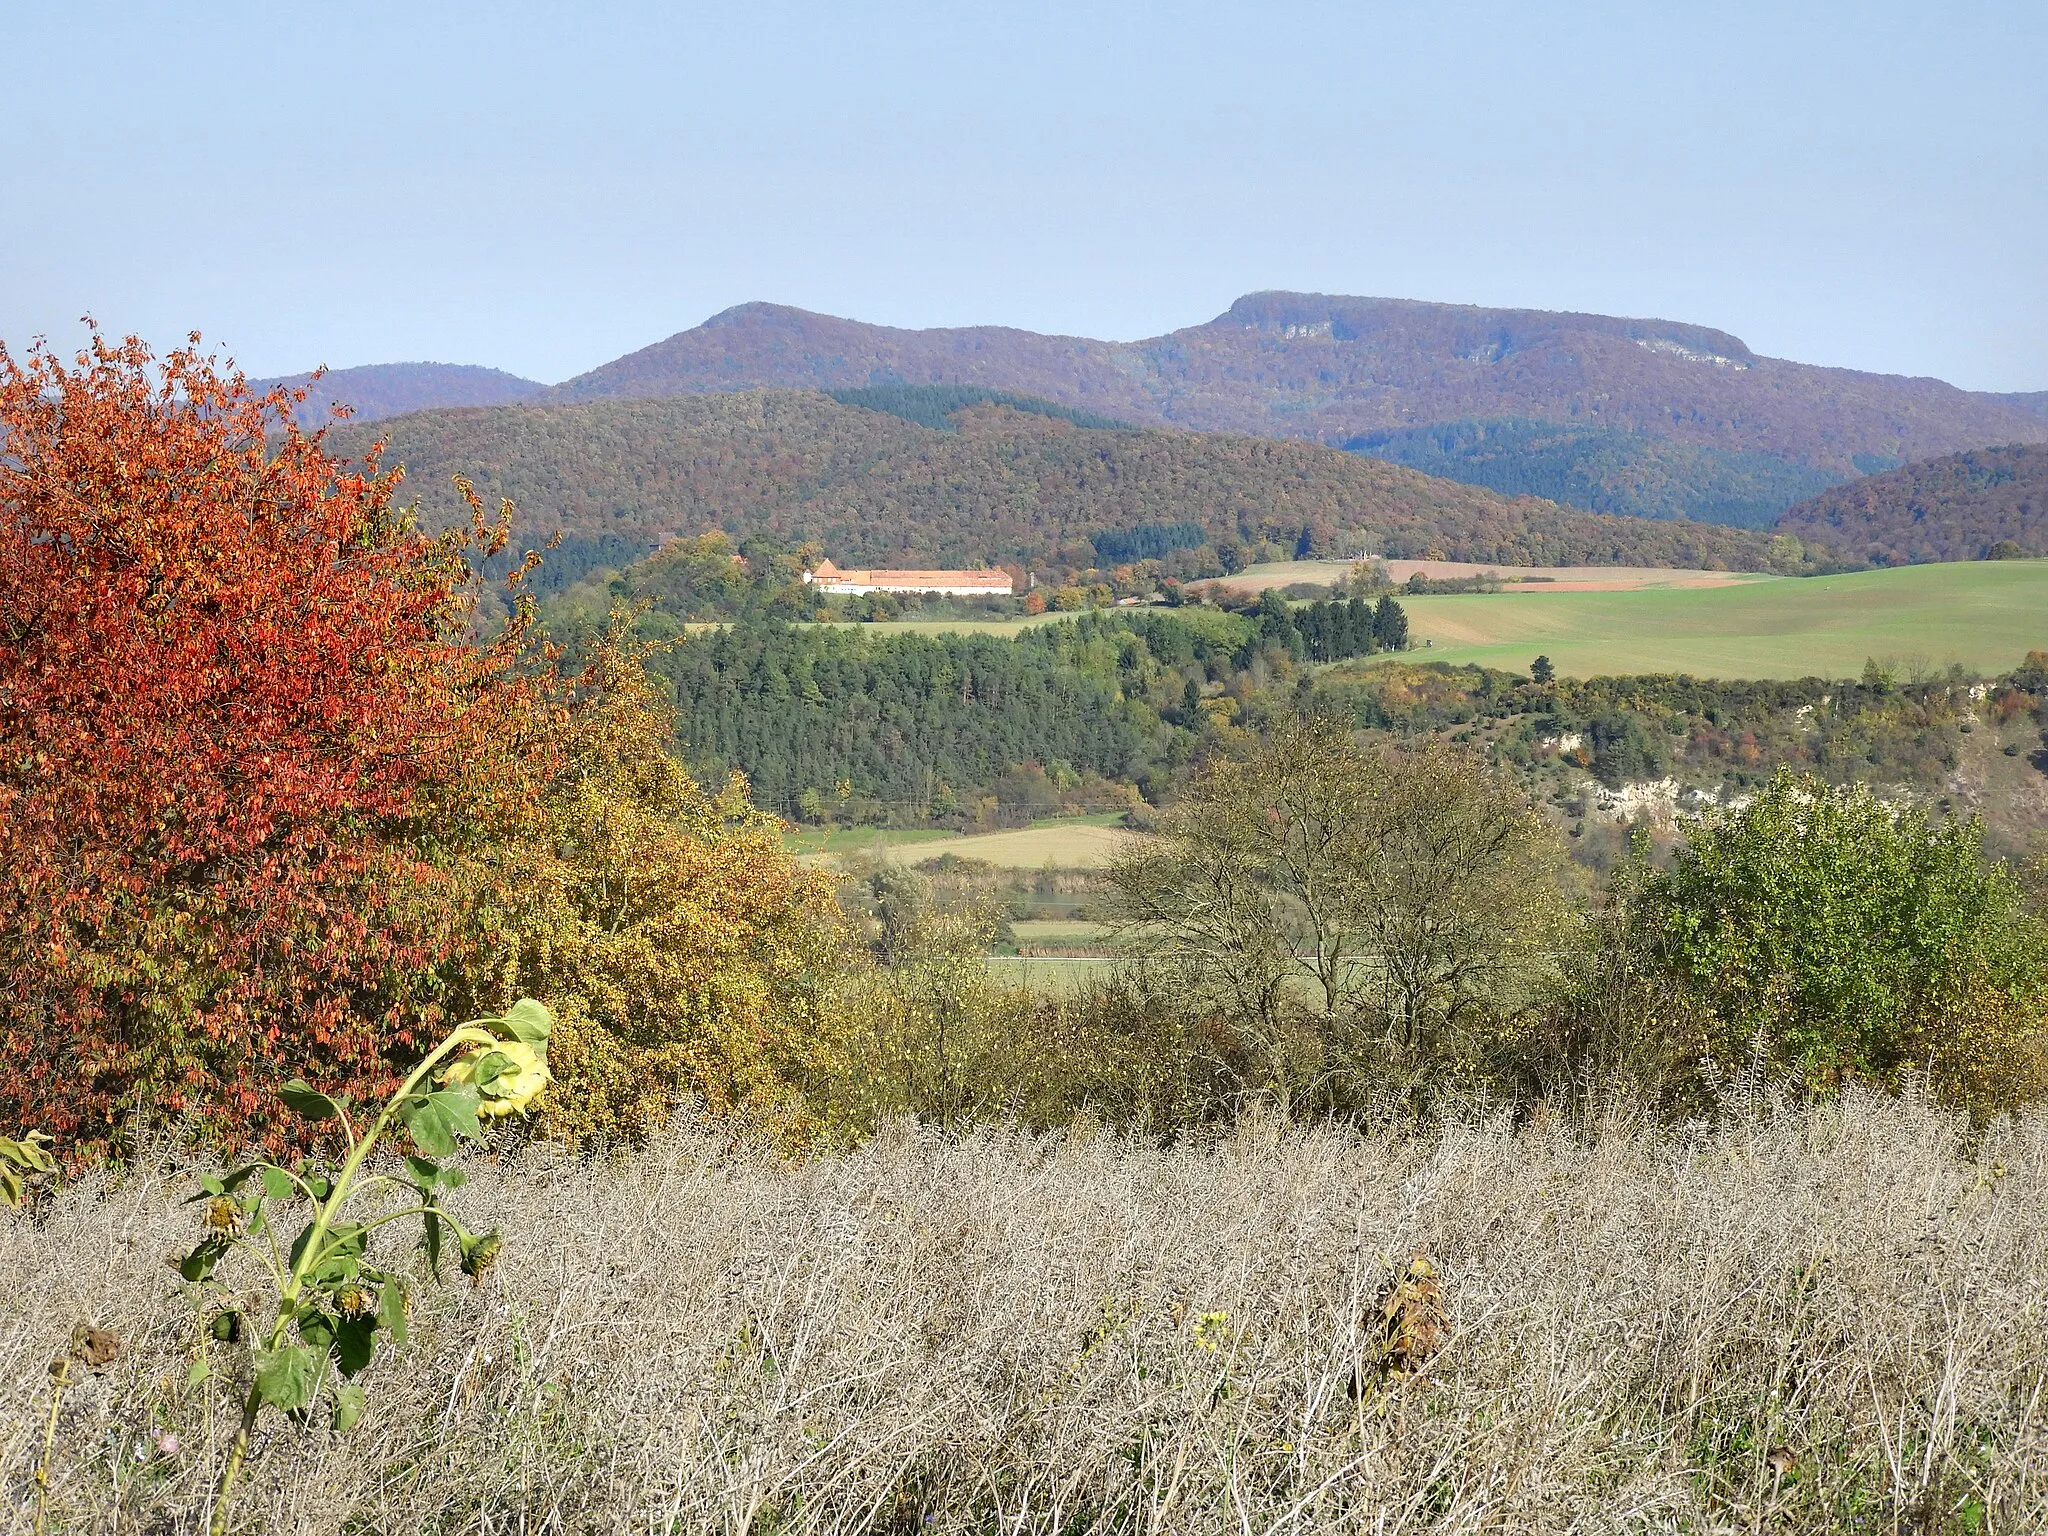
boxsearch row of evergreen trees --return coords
[1244,591,1410,662]
[652,624,1154,822]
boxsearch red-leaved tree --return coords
[0,327,541,1157]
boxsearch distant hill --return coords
[1992,391,2048,423]
[323,390,1789,575]
[252,362,545,426]
[1344,419,1842,529]
[1775,444,2048,565]
[545,294,2047,531]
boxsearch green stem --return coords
[206,1026,487,1536]
[34,1361,69,1536]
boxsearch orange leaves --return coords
[0,328,537,1160]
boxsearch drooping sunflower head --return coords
[440,1040,551,1118]
[333,1284,376,1318]
[459,1229,504,1284]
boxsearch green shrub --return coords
[1639,771,2048,1113]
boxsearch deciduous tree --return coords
[1103,720,1568,1109]
[0,328,537,1156]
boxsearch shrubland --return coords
[0,334,830,1161]
[0,330,541,1160]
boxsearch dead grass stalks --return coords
[4,1090,2046,1533]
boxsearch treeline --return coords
[546,531,826,625]
[329,390,1799,578]
[649,597,1420,824]
[655,623,1161,824]
[1225,589,1409,661]
[1306,657,2011,813]
[648,588,2046,854]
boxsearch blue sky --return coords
[4,0,2043,389]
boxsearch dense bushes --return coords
[1101,722,1572,1112]
[1630,772,2048,1115]
[6,336,2043,1162]
[944,749,2046,1129]
[0,336,834,1159]
[430,631,840,1145]
[0,331,543,1159]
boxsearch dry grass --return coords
[882,822,1137,870]
[6,1091,2048,1533]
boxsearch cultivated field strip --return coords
[5,1093,2047,1533]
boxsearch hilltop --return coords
[1775,442,2048,565]
[253,295,2048,530]
[540,294,2047,527]
[252,361,546,425]
[327,389,1787,575]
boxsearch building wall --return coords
[817,580,1013,596]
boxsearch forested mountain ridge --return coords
[330,388,1790,574]
[1775,443,2048,565]
[252,361,546,425]
[1993,391,2048,423]
[546,293,2048,483]
[1346,418,1840,529]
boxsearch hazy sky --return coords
[4,0,2043,389]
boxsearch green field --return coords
[782,825,957,858]
[1389,561,2048,679]
[1008,919,1115,947]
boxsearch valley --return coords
[17,9,2048,1530]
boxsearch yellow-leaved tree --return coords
[436,624,839,1143]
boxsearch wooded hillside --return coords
[1774,443,2048,565]
[254,361,545,426]
[334,390,1789,573]
[1346,417,1841,528]
[548,294,2048,477]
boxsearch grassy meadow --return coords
[806,561,2048,680]
[1391,560,2048,678]
[9,1096,2046,1534]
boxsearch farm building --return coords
[804,559,1015,597]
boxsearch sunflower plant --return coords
[1,1128,56,1207]
[180,1001,552,1536]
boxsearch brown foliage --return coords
[335,390,1789,573]
[1777,442,2048,564]
[550,294,2048,475]
[430,628,840,1146]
